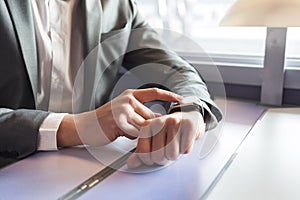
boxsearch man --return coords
[0,0,222,168]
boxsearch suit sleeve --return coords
[0,108,49,166]
[122,0,222,127]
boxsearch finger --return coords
[133,88,183,103]
[180,119,196,154]
[151,119,168,165]
[195,122,206,140]
[191,111,205,140]
[165,118,181,161]
[129,98,156,120]
[117,114,140,138]
[128,111,148,127]
[127,153,143,169]
[136,126,153,166]
[154,113,162,118]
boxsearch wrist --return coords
[57,114,81,147]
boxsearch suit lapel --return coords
[5,0,38,103]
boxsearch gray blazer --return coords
[0,0,222,166]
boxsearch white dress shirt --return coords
[31,0,83,150]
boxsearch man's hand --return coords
[126,110,205,168]
[56,88,204,169]
[57,88,182,147]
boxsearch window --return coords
[135,0,300,106]
[283,28,300,105]
[136,0,266,61]
[285,28,300,69]
[136,0,266,100]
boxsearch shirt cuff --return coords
[181,96,218,131]
[37,113,68,151]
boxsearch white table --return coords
[208,108,300,200]
[0,99,265,200]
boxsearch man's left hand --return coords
[127,110,205,168]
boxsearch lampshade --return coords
[220,0,300,27]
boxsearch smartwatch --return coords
[167,102,205,117]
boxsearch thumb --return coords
[127,152,143,169]
[153,112,162,118]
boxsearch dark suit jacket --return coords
[0,0,222,167]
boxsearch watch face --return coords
[143,100,172,115]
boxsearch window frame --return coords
[179,27,300,106]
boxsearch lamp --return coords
[220,0,300,27]
[220,0,300,105]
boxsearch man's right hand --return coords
[56,88,182,147]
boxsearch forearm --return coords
[123,46,222,128]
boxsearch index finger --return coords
[133,88,183,103]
